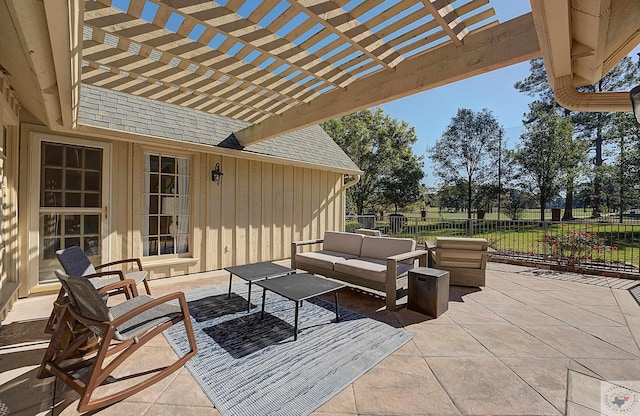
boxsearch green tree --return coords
[610,112,640,220]
[516,57,640,218]
[436,180,466,213]
[428,108,503,219]
[381,152,424,212]
[515,59,587,220]
[322,108,423,215]
[572,57,639,217]
[509,107,576,221]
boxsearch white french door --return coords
[36,137,110,284]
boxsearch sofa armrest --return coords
[290,239,324,269]
[383,249,429,311]
[293,238,324,247]
[388,249,429,266]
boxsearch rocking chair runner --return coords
[45,246,151,334]
[38,271,197,413]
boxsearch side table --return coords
[407,267,450,317]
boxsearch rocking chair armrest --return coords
[84,270,127,280]
[97,279,139,298]
[109,292,188,327]
[96,258,144,271]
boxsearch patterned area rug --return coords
[164,282,413,416]
[630,283,640,306]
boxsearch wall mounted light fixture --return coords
[211,163,224,185]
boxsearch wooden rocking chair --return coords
[45,246,151,334]
[38,270,197,413]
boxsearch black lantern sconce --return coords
[631,84,640,125]
[211,163,224,185]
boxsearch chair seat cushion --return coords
[295,250,357,270]
[109,295,181,341]
[334,258,413,283]
[87,275,122,290]
[125,270,148,284]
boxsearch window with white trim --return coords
[143,153,190,256]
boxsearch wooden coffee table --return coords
[225,262,295,312]
[256,273,345,340]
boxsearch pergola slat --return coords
[79,0,506,124]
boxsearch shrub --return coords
[345,221,363,233]
[538,225,617,265]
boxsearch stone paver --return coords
[0,262,638,415]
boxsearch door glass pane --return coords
[44,144,63,166]
[65,192,81,207]
[84,215,99,234]
[85,171,100,191]
[66,170,82,190]
[64,215,81,234]
[41,141,102,208]
[39,142,103,283]
[65,147,82,168]
[84,193,100,208]
[44,168,63,189]
[85,149,101,170]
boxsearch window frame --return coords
[141,151,193,259]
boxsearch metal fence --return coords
[346,214,640,274]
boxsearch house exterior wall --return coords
[16,122,346,296]
[0,72,20,319]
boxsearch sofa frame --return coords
[291,236,428,311]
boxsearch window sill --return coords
[142,257,200,268]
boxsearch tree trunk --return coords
[467,177,472,219]
[562,184,574,221]
[592,116,603,218]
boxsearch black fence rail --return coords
[346,215,640,274]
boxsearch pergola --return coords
[2,0,639,142]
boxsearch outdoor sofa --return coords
[291,231,428,310]
[429,237,496,287]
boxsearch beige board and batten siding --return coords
[74,84,358,280]
[18,123,349,291]
[134,149,345,278]
[207,154,345,273]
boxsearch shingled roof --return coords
[78,84,361,174]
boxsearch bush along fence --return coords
[345,215,640,278]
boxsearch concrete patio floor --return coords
[1,262,639,416]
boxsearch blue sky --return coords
[380,0,534,187]
[380,1,639,187]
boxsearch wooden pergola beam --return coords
[235,13,541,146]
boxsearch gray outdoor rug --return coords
[164,282,413,416]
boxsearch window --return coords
[143,153,190,256]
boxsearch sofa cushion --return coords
[334,257,414,283]
[360,236,416,264]
[323,231,364,257]
[295,250,357,270]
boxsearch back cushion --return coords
[323,231,364,256]
[360,236,415,261]
[436,237,488,251]
[56,246,97,277]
